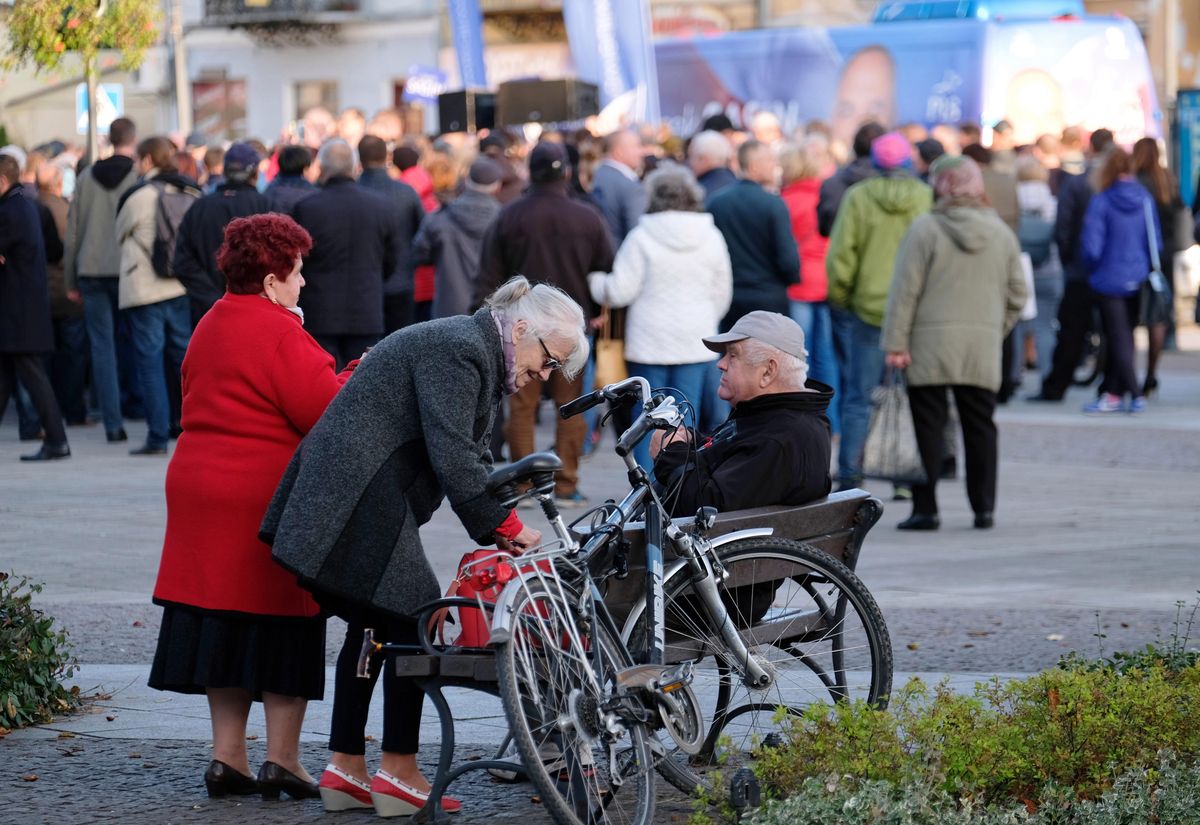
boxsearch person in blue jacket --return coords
[1079,147,1161,414]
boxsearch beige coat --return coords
[115,169,188,310]
[882,206,1027,391]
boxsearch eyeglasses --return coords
[538,337,563,372]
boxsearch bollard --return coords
[729,767,761,822]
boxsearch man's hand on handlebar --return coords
[649,424,692,460]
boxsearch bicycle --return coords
[480,376,892,825]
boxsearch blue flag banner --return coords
[562,0,660,123]
[448,0,488,89]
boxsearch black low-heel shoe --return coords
[897,514,940,531]
[257,761,320,801]
[204,760,258,798]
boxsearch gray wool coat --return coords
[261,308,511,617]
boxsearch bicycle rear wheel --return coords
[625,537,892,795]
[496,575,656,825]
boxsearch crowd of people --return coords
[0,100,1196,811]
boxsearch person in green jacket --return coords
[826,132,932,489]
[882,155,1027,531]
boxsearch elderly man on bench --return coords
[650,310,835,518]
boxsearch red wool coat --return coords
[781,177,830,304]
[153,292,351,617]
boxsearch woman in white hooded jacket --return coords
[589,163,732,468]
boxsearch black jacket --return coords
[173,181,271,324]
[293,177,400,336]
[654,384,833,518]
[358,168,424,297]
[0,184,55,353]
[698,167,737,201]
[265,175,318,217]
[817,157,877,237]
[706,179,801,327]
[413,188,500,319]
[475,181,613,320]
[1055,166,1098,283]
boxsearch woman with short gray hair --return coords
[261,275,586,814]
[589,162,732,468]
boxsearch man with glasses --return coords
[476,141,614,508]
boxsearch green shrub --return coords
[0,572,80,731]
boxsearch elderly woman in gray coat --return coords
[261,276,587,815]
[882,156,1026,532]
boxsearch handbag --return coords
[1139,198,1171,326]
[861,370,927,485]
[434,545,551,648]
[593,306,628,389]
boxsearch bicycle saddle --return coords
[486,451,562,501]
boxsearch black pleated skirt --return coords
[148,604,325,701]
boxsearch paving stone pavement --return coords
[2,337,1199,824]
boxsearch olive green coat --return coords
[881,206,1028,391]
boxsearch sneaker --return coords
[319,764,373,812]
[1128,396,1146,414]
[891,485,912,502]
[554,491,590,509]
[370,770,461,816]
[1082,394,1123,414]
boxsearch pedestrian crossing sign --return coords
[75,83,125,135]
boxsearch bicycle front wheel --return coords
[626,537,892,795]
[496,575,656,825]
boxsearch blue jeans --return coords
[78,277,125,433]
[1032,273,1062,375]
[126,297,191,447]
[625,361,712,470]
[789,300,841,435]
[831,308,885,485]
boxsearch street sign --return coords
[1177,89,1200,210]
[75,83,124,136]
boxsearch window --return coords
[295,80,338,119]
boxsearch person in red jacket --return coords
[779,137,841,434]
[148,213,358,801]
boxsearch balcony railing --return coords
[203,0,363,25]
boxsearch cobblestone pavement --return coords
[2,340,1199,824]
[0,740,696,825]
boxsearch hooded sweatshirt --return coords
[882,206,1027,391]
[654,383,834,517]
[1080,178,1162,297]
[588,210,732,364]
[826,173,932,327]
[64,154,137,286]
[412,188,502,319]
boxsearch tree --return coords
[3,0,160,163]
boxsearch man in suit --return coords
[590,129,645,246]
[293,139,400,367]
[356,135,424,334]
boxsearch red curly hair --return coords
[217,213,313,295]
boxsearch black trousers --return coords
[0,353,67,446]
[321,594,424,756]
[384,291,415,335]
[1095,292,1140,398]
[908,385,997,517]
[1040,279,1093,398]
[313,334,381,371]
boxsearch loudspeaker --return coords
[496,79,601,126]
[438,89,496,134]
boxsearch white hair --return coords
[485,276,589,379]
[317,138,356,180]
[738,338,808,388]
[688,130,732,166]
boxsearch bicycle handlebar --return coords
[559,389,604,419]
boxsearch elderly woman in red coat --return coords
[149,214,357,800]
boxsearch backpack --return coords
[1017,208,1054,269]
[149,180,199,279]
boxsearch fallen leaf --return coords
[1120,622,1130,628]
[132,620,144,628]
[364,735,374,742]
[21,775,38,782]
[962,643,975,648]
[906,642,919,650]
[245,735,258,741]
[106,715,116,721]
[143,763,156,769]
[129,752,141,759]
[57,732,75,739]
[966,630,991,638]
[1046,634,1064,641]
